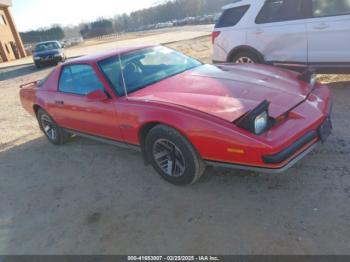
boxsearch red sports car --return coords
[20,45,332,185]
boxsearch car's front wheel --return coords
[145,125,206,185]
[37,109,69,145]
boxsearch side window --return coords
[0,15,6,25]
[59,64,104,95]
[312,0,350,17]
[215,5,250,28]
[256,0,305,24]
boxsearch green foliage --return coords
[115,0,232,32]
[20,0,233,43]
[20,26,64,44]
[80,19,114,38]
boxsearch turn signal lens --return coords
[227,148,245,154]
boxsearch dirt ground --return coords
[0,36,349,255]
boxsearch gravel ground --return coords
[0,36,349,254]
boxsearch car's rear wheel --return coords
[37,109,69,145]
[232,51,260,64]
[145,125,206,185]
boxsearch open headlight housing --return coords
[236,100,272,135]
[310,73,317,87]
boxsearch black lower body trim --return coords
[270,61,350,74]
[64,128,141,152]
[213,60,226,64]
[206,142,319,174]
[263,131,318,164]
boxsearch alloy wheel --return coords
[153,139,186,177]
[235,56,255,64]
[40,114,57,141]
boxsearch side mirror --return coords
[86,89,108,102]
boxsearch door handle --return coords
[313,23,329,30]
[254,29,264,35]
[55,100,64,105]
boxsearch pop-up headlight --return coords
[236,100,272,135]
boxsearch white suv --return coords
[212,0,350,73]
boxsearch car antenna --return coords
[118,53,128,98]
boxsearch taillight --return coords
[212,31,221,44]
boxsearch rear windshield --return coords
[215,5,250,28]
[37,70,54,88]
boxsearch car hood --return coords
[129,64,311,122]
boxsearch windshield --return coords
[98,46,202,96]
[35,42,60,52]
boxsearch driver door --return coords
[51,64,123,141]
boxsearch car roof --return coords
[222,0,263,9]
[66,44,157,64]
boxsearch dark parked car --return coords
[32,41,66,69]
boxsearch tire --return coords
[145,125,206,185]
[37,109,70,145]
[232,51,260,64]
[35,62,41,69]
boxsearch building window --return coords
[5,44,10,54]
[0,15,6,25]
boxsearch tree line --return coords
[20,26,64,44]
[20,0,232,43]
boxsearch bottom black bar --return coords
[1,256,350,262]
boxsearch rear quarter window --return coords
[215,5,250,28]
[312,0,350,18]
[255,0,306,24]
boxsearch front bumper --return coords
[262,130,318,164]
[34,55,64,64]
[206,142,319,174]
[263,116,332,164]
[207,116,332,174]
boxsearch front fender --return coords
[116,100,270,167]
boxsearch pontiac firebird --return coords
[20,45,332,185]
